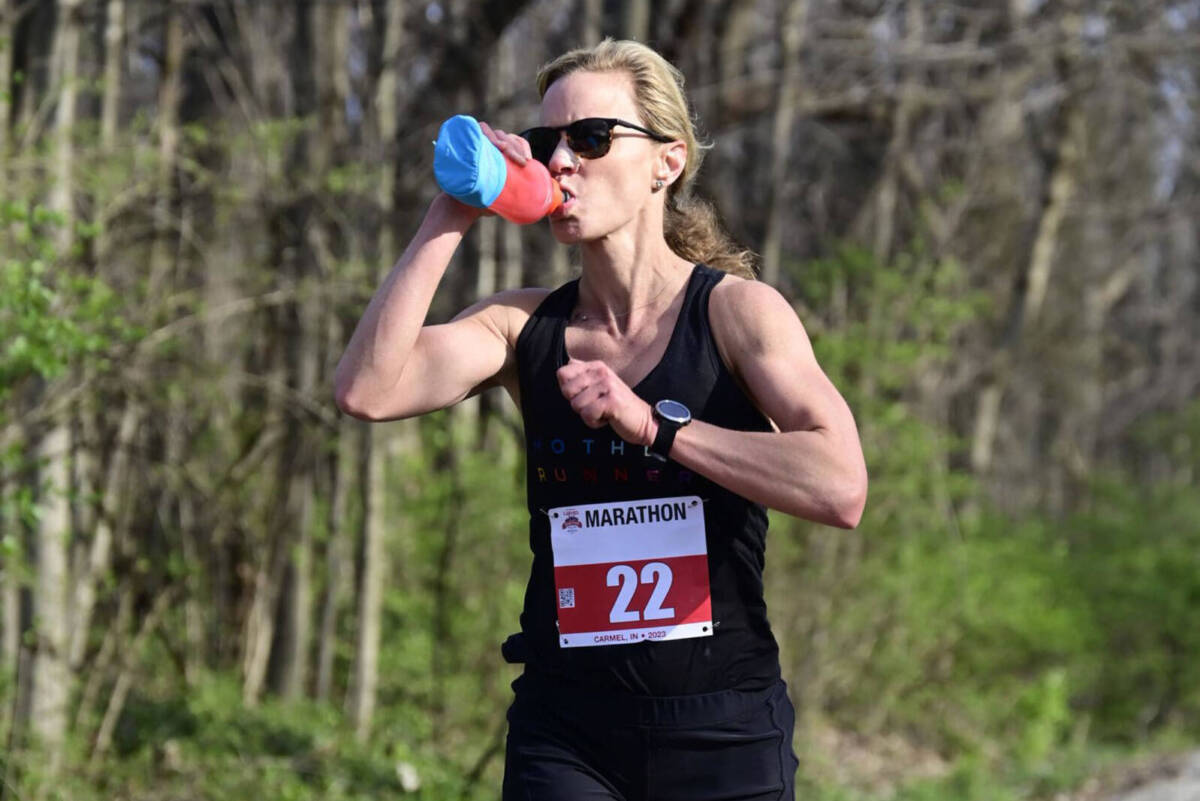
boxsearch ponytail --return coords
[665,194,757,279]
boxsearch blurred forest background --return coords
[2,0,1199,799]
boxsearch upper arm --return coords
[708,278,859,443]
[366,287,548,421]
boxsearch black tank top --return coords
[514,263,780,695]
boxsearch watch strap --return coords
[650,418,679,462]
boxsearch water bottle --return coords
[433,115,563,224]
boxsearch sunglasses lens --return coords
[521,119,617,164]
[567,119,614,159]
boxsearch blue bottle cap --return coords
[433,115,507,208]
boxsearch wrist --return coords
[649,399,692,461]
[644,415,659,448]
[430,192,485,228]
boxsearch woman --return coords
[335,39,867,801]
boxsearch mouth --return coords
[554,185,576,217]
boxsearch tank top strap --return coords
[516,278,578,403]
[651,263,726,391]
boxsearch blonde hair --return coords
[536,40,757,279]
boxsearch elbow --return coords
[807,467,867,530]
[831,469,868,529]
[334,380,384,422]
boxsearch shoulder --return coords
[466,286,555,316]
[708,275,808,362]
[453,286,554,347]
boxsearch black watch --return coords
[650,399,691,462]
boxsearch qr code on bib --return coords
[558,588,575,609]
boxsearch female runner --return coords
[335,38,867,801]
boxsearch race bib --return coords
[548,496,713,648]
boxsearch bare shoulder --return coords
[452,286,553,347]
[708,275,810,362]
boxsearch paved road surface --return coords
[1108,753,1200,801]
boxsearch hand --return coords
[556,358,657,447]
[433,190,491,221]
[479,121,531,166]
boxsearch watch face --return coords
[655,399,691,424]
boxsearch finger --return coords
[490,124,528,166]
[514,132,532,161]
[556,359,589,390]
[567,382,608,415]
[479,121,527,166]
[575,395,612,428]
[559,362,610,398]
[500,130,529,165]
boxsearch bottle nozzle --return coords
[547,182,564,214]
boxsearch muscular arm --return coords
[556,279,867,528]
[673,279,867,527]
[333,193,543,421]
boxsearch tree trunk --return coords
[970,101,1085,475]
[315,415,356,702]
[148,3,183,298]
[30,426,71,773]
[759,0,807,287]
[67,404,137,669]
[0,0,14,194]
[271,0,349,703]
[347,423,388,742]
[1,425,23,740]
[717,0,756,115]
[74,584,132,734]
[502,216,523,290]
[275,417,314,702]
[242,337,293,704]
[241,487,289,705]
[100,0,124,150]
[374,0,405,264]
[340,0,405,729]
[88,590,172,767]
[30,0,86,774]
[581,0,603,45]
[623,0,648,41]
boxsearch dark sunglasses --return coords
[519,118,674,165]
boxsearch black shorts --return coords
[502,671,798,801]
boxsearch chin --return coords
[550,218,587,244]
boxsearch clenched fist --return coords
[556,358,657,447]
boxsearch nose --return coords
[546,135,578,174]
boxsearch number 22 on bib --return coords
[548,496,713,648]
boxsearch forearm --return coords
[334,195,478,414]
[666,420,867,528]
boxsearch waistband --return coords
[512,668,787,729]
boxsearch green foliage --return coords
[1064,472,1200,741]
[372,409,528,790]
[0,201,130,408]
[4,674,415,801]
[769,245,1200,798]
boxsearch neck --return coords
[575,219,691,332]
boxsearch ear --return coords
[656,140,687,187]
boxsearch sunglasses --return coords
[519,118,674,165]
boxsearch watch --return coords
[650,399,692,461]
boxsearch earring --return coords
[654,179,665,190]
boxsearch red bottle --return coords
[434,115,563,224]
